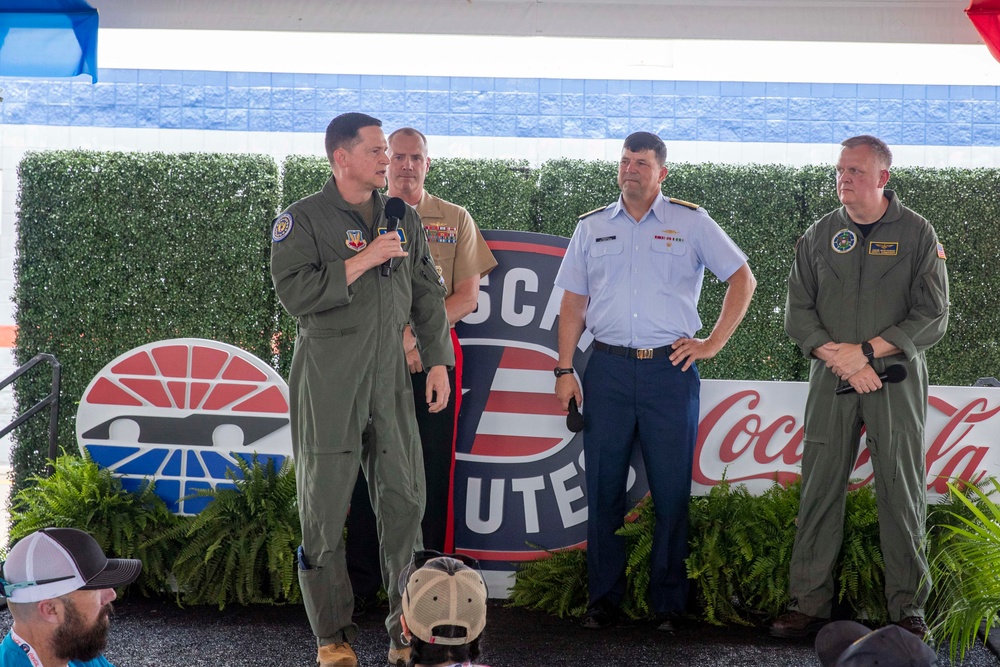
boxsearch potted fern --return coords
[160,455,301,608]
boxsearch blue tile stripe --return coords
[1,69,997,146]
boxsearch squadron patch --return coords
[831,229,857,254]
[345,230,367,252]
[868,241,898,256]
[377,227,407,244]
[937,242,947,260]
[271,213,293,242]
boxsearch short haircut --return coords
[325,113,382,159]
[841,135,893,169]
[387,127,428,154]
[623,131,667,166]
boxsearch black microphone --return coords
[567,396,584,433]
[835,364,908,395]
[381,197,406,277]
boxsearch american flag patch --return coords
[936,242,947,260]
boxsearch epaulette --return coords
[578,205,610,220]
[669,197,700,210]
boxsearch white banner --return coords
[694,380,1000,497]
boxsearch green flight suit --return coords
[784,190,949,621]
[270,176,453,648]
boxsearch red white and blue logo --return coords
[453,230,649,571]
[75,339,292,515]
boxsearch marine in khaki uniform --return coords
[270,113,453,667]
[772,135,949,641]
[392,128,497,552]
[345,128,496,613]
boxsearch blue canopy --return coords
[0,0,98,82]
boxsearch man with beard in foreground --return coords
[0,528,142,667]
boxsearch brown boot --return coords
[317,643,358,667]
[770,610,830,638]
[387,646,411,667]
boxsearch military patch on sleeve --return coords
[271,213,294,242]
[669,198,700,210]
[937,242,947,260]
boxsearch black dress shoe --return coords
[655,612,681,633]
[351,594,373,619]
[769,610,830,638]
[581,604,619,629]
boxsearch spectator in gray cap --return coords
[0,527,142,667]
[816,620,938,666]
[398,551,489,667]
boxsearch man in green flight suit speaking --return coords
[271,112,454,667]
[771,135,949,641]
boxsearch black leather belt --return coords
[593,341,671,360]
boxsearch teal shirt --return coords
[0,633,115,667]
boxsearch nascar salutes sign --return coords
[76,339,292,515]
[453,231,650,573]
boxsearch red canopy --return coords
[968,0,1000,63]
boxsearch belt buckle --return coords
[636,348,654,360]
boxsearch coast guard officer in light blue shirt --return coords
[553,131,756,632]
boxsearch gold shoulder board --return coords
[578,206,606,220]
[669,198,700,210]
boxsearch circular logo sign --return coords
[453,231,649,571]
[76,339,292,515]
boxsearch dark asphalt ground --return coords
[3,597,997,667]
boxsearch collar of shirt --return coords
[609,193,669,225]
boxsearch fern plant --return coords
[160,456,301,609]
[511,478,892,629]
[927,478,1000,661]
[686,479,800,625]
[618,495,655,620]
[838,484,886,623]
[508,546,588,618]
[8,454,181,595]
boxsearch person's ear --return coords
[400,614,412,642]
[37,598,62,624]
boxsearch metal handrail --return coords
[0,353,61,476]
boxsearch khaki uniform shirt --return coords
[415,191,497,308]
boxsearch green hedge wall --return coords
[13,150,1000,494]
[13,150,280,491]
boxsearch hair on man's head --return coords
[325,113,383,159]
[623,131,667,166]
[387,127,428,153]
[841,135,893,169]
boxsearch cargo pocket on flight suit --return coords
[918,269,948,317]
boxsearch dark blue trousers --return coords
[583,348,700,614]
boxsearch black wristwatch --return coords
[861,341,875,365]
[553,367,575,377]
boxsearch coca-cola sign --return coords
[694,380,1000,496]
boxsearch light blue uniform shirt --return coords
[555,193,747,348]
